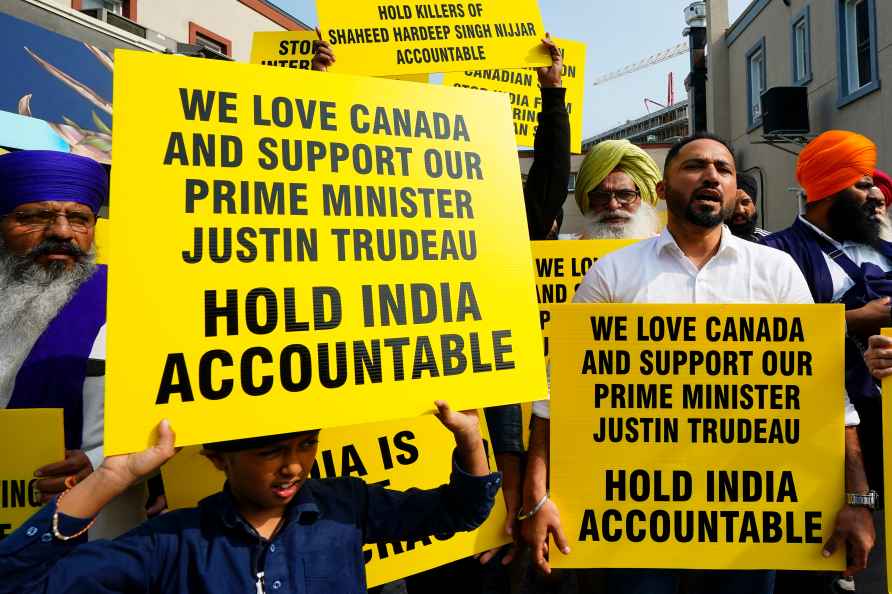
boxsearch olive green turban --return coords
[575,139,662,213]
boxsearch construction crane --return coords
[591,42,689,87]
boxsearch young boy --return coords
[0,401,501,593]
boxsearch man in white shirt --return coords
[521,133,874,593]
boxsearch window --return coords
[746,38,767,129]
[75,0,136,19]
[568,173,576,192]
[189,22,233,58]
[837,0,880,106]
[791,6,812,85]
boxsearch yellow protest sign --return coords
[882,328,892,592]
[0,409,64,541]
[105,51,546,454]
[316,0,550,76]
[251,31,318,69]
[443,38,586,152]
[161,413,508,586]
[250,32,431,83]
[94,217,109,264]
[532,240,636,363]
[549,304,845,570]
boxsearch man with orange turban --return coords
[763,130,885,591]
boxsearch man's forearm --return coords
[523,416,549,507]
[845,426,870,493]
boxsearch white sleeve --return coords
[844,388,860,427]
[572,260,612,304]
[82,324,106,470]
[777,254,814,304]
[532,361,551,419]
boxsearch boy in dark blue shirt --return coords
[0,401,501,593]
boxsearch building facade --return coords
[2,0,309,62]
[582,100,690,151]
[708,0,890,231]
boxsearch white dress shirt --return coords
[532,226,860,426]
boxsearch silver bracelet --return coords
[516,492,549,521]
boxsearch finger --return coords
[155,419,176,458]
[502,543,517,566]
[478,547,498,565]
[316,45,335,58]
[823,529,845,558]
[532,539,550,575]
[146,495,168,517]
[434,400,452,420]
[549,520,571,555]
[35,476,68,495]
[35,456,82,477]
[843,546,869,577]
[868,334,892,349]
[75,465,92,481]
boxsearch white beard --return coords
[0,240,97,408]
[580,201,661,240]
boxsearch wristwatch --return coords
[846,490,879,509]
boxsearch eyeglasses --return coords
[587,189,641,207]
[2,209,96,232]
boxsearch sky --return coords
[277,0,752,139]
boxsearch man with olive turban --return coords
[572,139,662,239]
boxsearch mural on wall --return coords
[0,11,115,162]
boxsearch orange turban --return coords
[796,130,876,203]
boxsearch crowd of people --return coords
[1,35,891,594]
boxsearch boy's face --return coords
[206,431,320,511]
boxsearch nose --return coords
[45,214,75,241]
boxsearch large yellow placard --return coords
[550,304,845,570]
[105,51,546,455]
[316,0,550,76]
[250,31,431,83]
[0,409,64,541]
[443,38,586,152]
[161,413,508,586]
[250,31,318,69]
[882,328,892,592]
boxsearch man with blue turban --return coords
[0,150,115,526]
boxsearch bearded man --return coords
[726,172,769,241]
[0,150,139,536]
[762,131,886,593]
[572,139,662,240]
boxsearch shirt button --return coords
[269,544,276,553]
[26,527,38,536]
[271,580,282,590]
[41,533,52,542]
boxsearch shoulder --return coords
[737,237,801,267]
[305,477,369,518]
[593,237,658,269]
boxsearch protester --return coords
[310,33,540,594]
[0,150,152,538]
[872,169,892,241]
[566,139,662,239]
[0,401,500,593]
[726,171,769,241]
[521,132,875,593]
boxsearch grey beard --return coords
[0,238,97,407]
[581,202,661,240]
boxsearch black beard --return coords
[728,214,758,238]
[827,192,881,247]
[665,183,734,229]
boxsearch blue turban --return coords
[0,150,107,215]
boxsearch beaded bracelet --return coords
[51,476,97,541]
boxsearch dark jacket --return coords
[0,457,501,594]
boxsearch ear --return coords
[656,180,667,202]
[200,449,228,472]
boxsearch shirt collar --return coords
[200,481,321,536]
[656,225,740,259]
